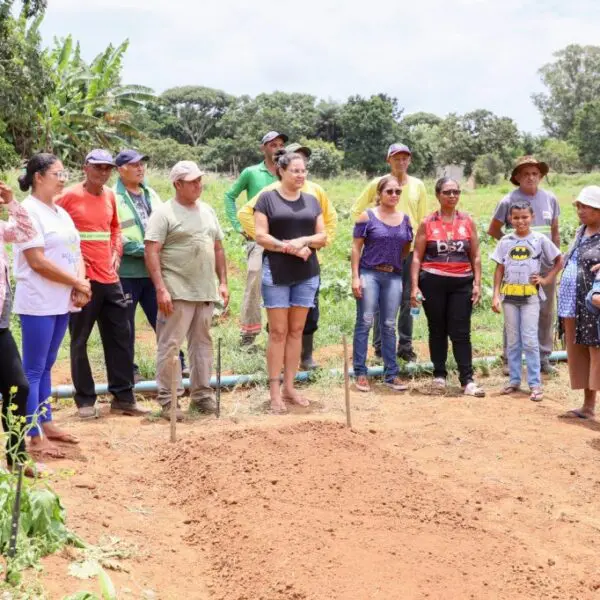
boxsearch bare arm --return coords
[289,214,327,250]
[23,248,90,294]
[214,240,229,308]
[254,211,311,260]
[551,218,560,249]
[468,221,482,305]
[144,240,173,316]
[487,218,504,241]
[410,222,427,305]
[492,263,504,313]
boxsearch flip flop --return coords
[529,388,543,402]
[559,409,595,420]
[501,384,520,395]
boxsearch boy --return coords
[492,202,562,401]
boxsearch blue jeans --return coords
[19,313,70,437]
[353,269,402,382]
[503,299,541,389]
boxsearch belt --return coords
[373,264,397,274]
[500,283,538,297]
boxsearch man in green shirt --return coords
[224,130,287,346]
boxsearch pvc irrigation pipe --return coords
[50,350,568,400]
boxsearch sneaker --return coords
[541,363,558,376]
[110,401,151,416]
[397,349,417,362]
[189,398,217,414]
[240,334,258,347]
[432,377,446,389]
[78,406,98,420]
[464,381,485,397]
[383,377,408,392]
[355,375,370,392]
[160,403,185,421]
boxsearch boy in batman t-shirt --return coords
[491,202,562,402]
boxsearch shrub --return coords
[473,153,504,186]
[137,137,204,170]
[300,138,343,178]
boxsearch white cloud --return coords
[40,0,600,132]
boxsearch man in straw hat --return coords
[488,156,561,374]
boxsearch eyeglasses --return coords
[441,189,461,197]
[49,170,69,182]
[384,188,402,196]
[288,169,307,175]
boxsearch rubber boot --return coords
[300,334,319,370]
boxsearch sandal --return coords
[500,383,520,395]
[529,388,543,402]
[355,376,370,392]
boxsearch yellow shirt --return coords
[350,175,429,227]
[237,180,337,245]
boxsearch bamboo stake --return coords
[6,462,23,581]
[170,355,178,442]
[342,335,352,428]
[216,338,221,419]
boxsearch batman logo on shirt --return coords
[509,245,531,261]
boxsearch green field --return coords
[6,170,597,384]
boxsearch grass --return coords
[3,169,595,385]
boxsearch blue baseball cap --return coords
[85,149,116,166]
[387,143,412,158]
[115,149,149,167]
[261,131,288,145]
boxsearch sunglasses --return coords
[384,188,402,196]
[441,189,461,197]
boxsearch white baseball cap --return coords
[169,161,205,182]
[575,186,600,210]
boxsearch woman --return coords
[410,177,485,397]
[13,153,91,458]
[0,180,37,470]
[254,150,327,413]
[351,175,413,392]
[557,186,600,420]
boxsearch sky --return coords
[39,0,600,133]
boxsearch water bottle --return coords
[410,292,423,318]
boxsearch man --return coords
[350,143,429,362]
[114,149,186,381]
[487,155,560,374]
[224,131,287,347]
[145,161,229,420]
[237,142,338,369]
[57,149,147,418]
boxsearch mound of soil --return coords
[159,421,566,600]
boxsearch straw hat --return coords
[510,156,549,186]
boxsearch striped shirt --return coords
[421,211,474,277]
[57,183,122,284]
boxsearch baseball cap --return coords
[261,131,289,145]
[574,185,600,210]
[85,149,116,166]
[115,149,149,167]
[387,143,412,158]
[169,161,205,183]
[286,142,312,158]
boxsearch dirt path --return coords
[33,365,600,599]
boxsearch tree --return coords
[314,100,343,145]
[339,94,402,175]
[532,44,600,139]
[473,153,504,186]
[537,139,580,174]
[571,99,600,169]
[401,112,442,128]
[300,138,343,178]
[160,86,233,147]
[138,137,203,170]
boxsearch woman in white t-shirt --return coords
[14,153,91,459]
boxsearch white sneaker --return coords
[464,381,485,397]
[433,377,446,389]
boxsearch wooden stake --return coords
[170,355,178,442]
[342,335,352,428]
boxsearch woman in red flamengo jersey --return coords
[410,177,485,397]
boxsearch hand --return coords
[410,288,424,308]
[112,253,121,273]
[492,294,502,314]
[74,278,91,296]
[219,283,230,308]
[591,263,600,274]
[352,276,362,299]
[296,246,311,262]
[471,283,481,306]
[157,287,174,316]
[285,238,306,251]
[529,274,546,286]
[71,289,91,308]
[0,182,14,205]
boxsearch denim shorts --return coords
[262,258,319,309]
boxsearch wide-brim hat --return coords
[510,156,549,186]
[574,185,600,210]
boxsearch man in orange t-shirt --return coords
[57,149,148,418]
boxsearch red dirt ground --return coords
[26,366,600,599]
